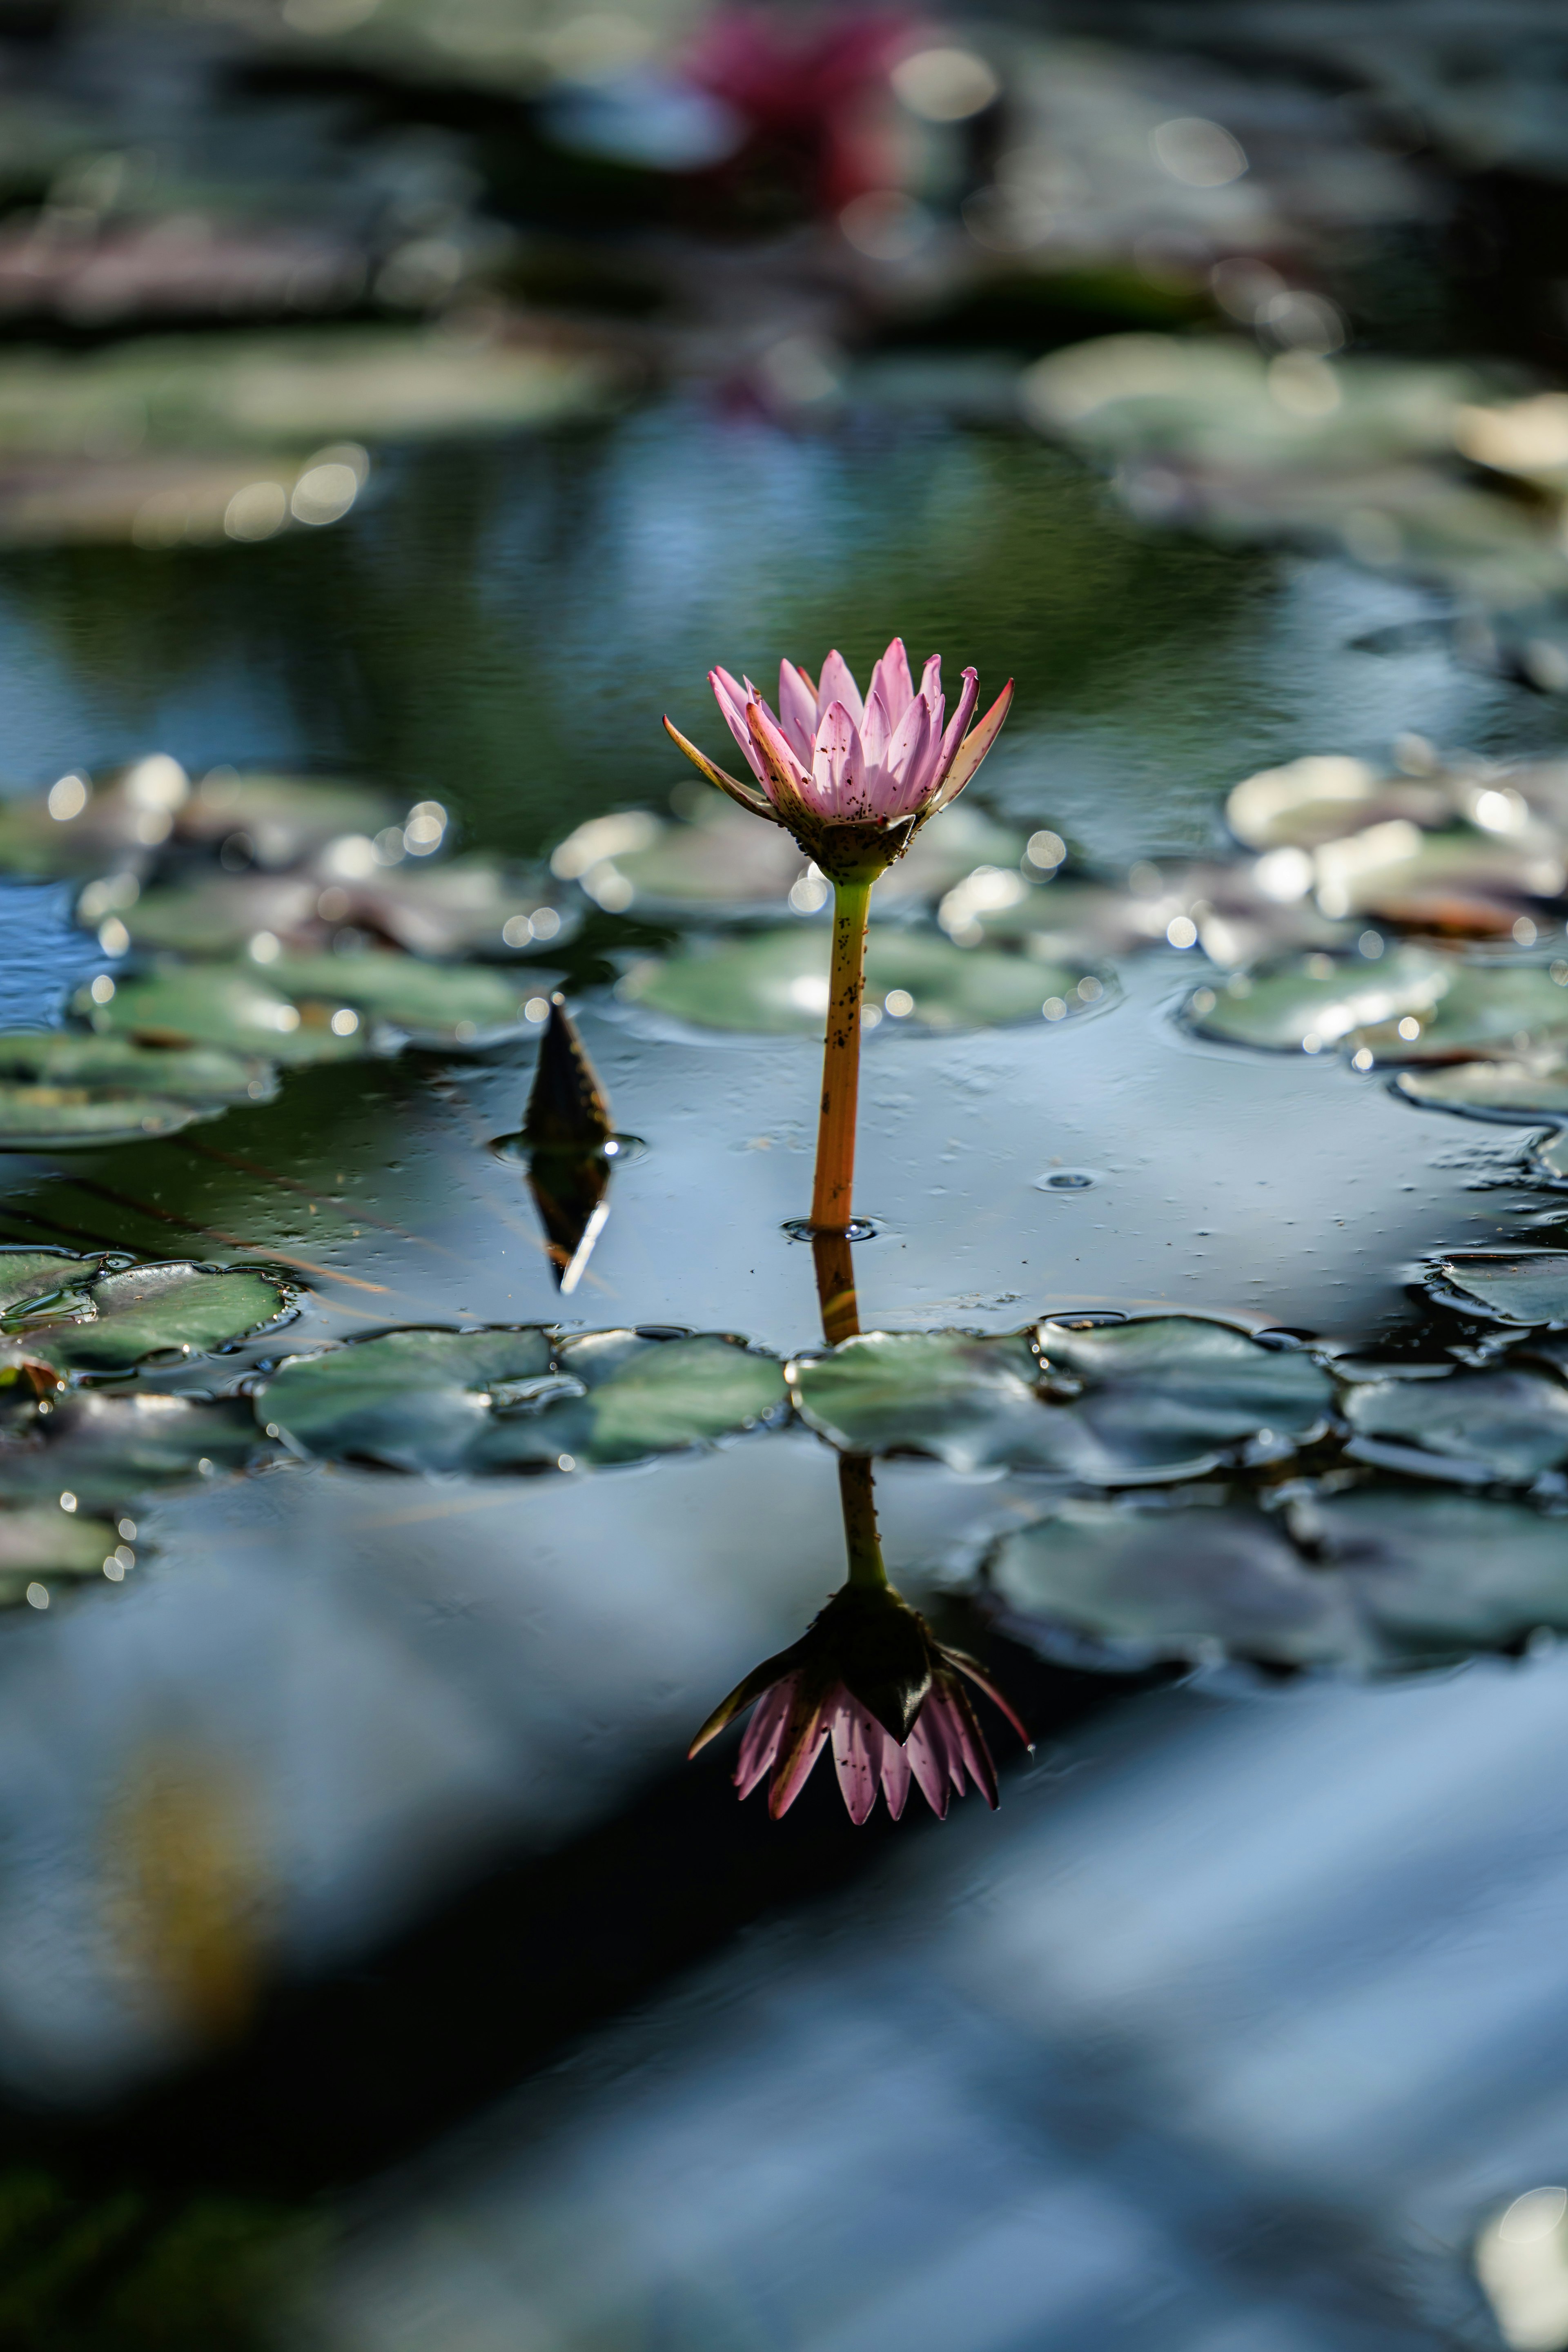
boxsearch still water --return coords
[0,390,1565,2345]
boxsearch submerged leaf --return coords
[620,928,1109,1036]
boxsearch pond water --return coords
[0,106,1568,2352]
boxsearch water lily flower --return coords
[662,638,1011,1231]
[689,1581,1030,1824]
[664,636,1011,883]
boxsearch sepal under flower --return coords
[689,1582,1029,1824]
[663,636,1012,883]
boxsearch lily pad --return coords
[0,1028,274,1147]
[79,967,366,1065]
[619,928,1108,1036]
[1395,1058,1568,1118]
[8,1391,274,1503]
[172,772,402,864]
[786,1332,1091,1475]
[1351,961,1568,1065]
[791,1316,1333,1481]
[1312,1487,1568,1666]
[986,1497,1363,1670]
[562,797,1029,922]
[1225,754,1456,852]
[124,855,567,960]
[0,1248,104,1321]
[1183,945,1450,1052]
[258,1324,786,1474]
[0,1504,125,1605]
[26,1261,292,1372]
[1424,1252,1568,1326]
[1342,1366,1568,1482]
[259,951,534,1044]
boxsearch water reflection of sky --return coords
[315,1644,1568,2349]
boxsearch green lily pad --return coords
[10,1390,274,1503]
[1424,1252,1568,1326]
[1225,754,1455,851]
[0,763,402,881]
[172,772,401,863]
[0,1248,104,1321]
[986,1497,1363,1670]
[1313,1487,1568,1666]
[1396,1058,1568,1118]
[788,1331,1095,1475]
[619,928,1109,1036]
[27,1261,292,1371]
[1342,1366,1568,1482]
[79,967,366,1065]
[261,951,534,1044]
[1183,945,1450,1052]
[0,1504,125,1606]
[123,856,568,960]
[119,875,321,956]
[0,1027,274,1148]
[791,1316,1333,1481]
[1353,961,1568,1064]
[261,1327,557,1472]
[258,1324,786,1474]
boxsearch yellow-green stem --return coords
[838,1451,888,1589]
[810,875,872,1233]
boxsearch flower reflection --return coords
[692,1449,1029,1825]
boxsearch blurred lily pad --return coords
[0,1505,125,1605]
[0,762,401,880]
[1225,753,1457,851]
[791,1315,1333,1481]
[1424,1252,1568,1326]
[25,1261,292,1372]
[1395,1056,1568,1118]
[1352,960,1568,1064]
[259,951,535,1044]
[986,1497,1362,1670]
[0,327,631,457]
[260,1324,786,1474]
[8,1390,274,1503]
[619,928,1108,1036]
[560,797,1029,922]
[1342,1366,1568,1482]
[1184,946,1450,1051]
[0,1029,273,1148]
[173,771,402,864]
[985,1482,1568,1674]
[80,967,367,1065]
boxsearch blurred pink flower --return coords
[682,7,917,209]
[690,1583,1029,1824]
[663,635,1011,878]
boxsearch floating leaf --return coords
[124,855,568,960]
[1424,1251,1568,1326]
[562,797,1029,922]
[1312,1487,1568,1666]
[788,1332,1082,1475]
[27,1262,292,1372]
[986,1497,1362,1670]
[0,1028,273,1147]
[7,1391,274,1503]
[0,762,402,881]
[1396,1057,1568,1118]
[1352,961,1568,1065]
[792,1316,1333,1481]
[80,967,365,1065]
[172,772,401,864]
[619,928,1108,1036]
[0,1248,103,1320]
[1342,1367,1568,1481]
[1183,945,1450,1052]
[259,951,533,1044]
[261,1327,557,1472]
[0,1505,124,1604]
[1225,754,1454,851]
[258,1325,786,1474]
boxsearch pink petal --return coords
[816,650,865,728]
[710,667,769,784]
[937,679,1013,808]
[777,662,819,765]
[748,698,814,804]
[929,667,978,795]
[812,701,864,816]
[934,1681,1000,1808]
[880,1735,911,1821]
[944,1648,1032,1750]
[831,1692,883,1825]
[905,1715,951,1818]
[878,695,930,816]
[860,686,893,773]
[735,1677,793,1799]
[918,653,942,718]
[867,637,913,723]
[769,1710,830,1817]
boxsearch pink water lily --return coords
[690,1582,1030,1824]
[663,635,1011,880]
